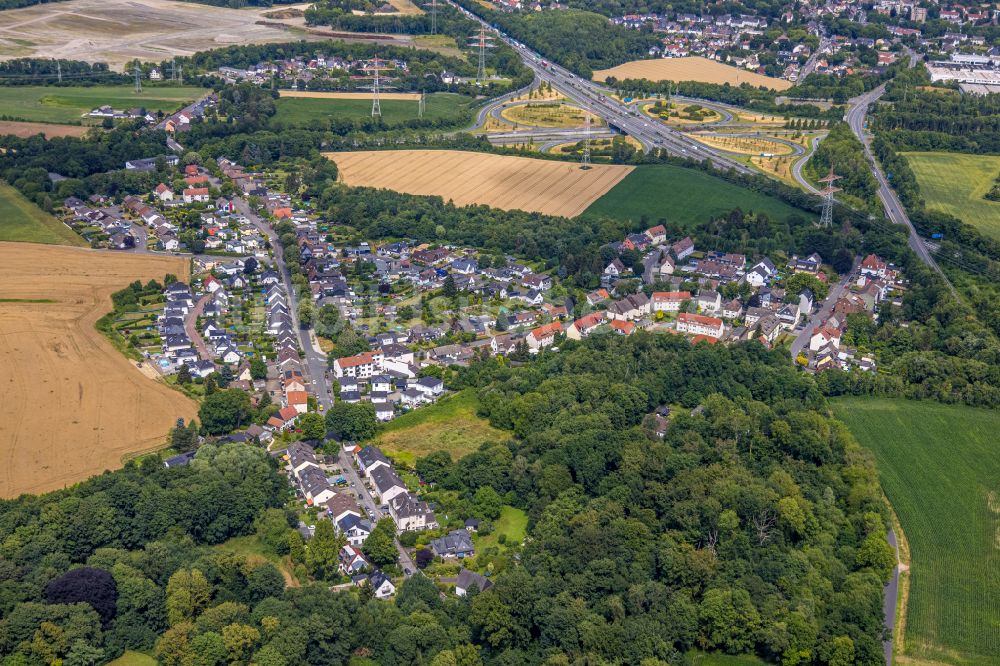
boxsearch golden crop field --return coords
[0,121,91,138]
[693,134,795,156]
[0,243,196,498]
[278,90,422,101]
[325,149,633,217]
[593,56,792,91]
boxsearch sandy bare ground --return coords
[0,0,330,69]
[279,90,421,100]
[326,149,633,217]
[0,121,91,138]
[593,56,792,91]
[0,243,196,498]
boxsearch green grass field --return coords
[581,164,812,226]
[0,85,203,124]
[377,389,508,467]
[107,652,157,666]
[271,93,478,129]
[902,151,1000,240]
[832,397,1000,665]
[475,505,528,550]
[0,183,87,246]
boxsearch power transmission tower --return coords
[418,90,425,118]
[178,64,183,84]
[468,25,494,84]
[371,56,382,119]
[818,168,841,228]
[133,63,142,93]
[170,58,176,81]
[430,0,437,34]
[581,112,592,169]
[57,62,62,83]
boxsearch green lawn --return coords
[0,183,87,246]
[832,397,1000,665]
[271,93,478,129]
[107,652,157,666]
[0,85,203,124]
[902,151,1000,240]
[376,388,508,467]
[475,505,528,550]
[581,164,813,226]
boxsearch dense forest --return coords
[874,76,1000,154]
[0,335,896,666]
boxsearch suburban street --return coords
[789,256,860,359]
[236,196,417,576]
[184,293,212,360]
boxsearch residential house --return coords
[336,514,373,546]
[456,569,493,597]
[339,544,370,575]
[370,466,408,504]
[526,321,563,351]
[389,492,437,531]
[676,312,725,339]
[356,445,391,477]
[651,291,690,313]
[430,529,476,559]
[182,187,210,203]
[334,350,384,379]
[566,311,605,340]
[368,570,396,599]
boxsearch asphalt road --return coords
[237,197,418,576]
[844,84,957,297]
[788,256,860,359]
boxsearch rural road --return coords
[884,525,901,666]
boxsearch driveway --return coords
[185,293,213,360]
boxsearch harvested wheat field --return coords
[593,56,792,91]
[326,149,633,217]
[0,121,91,138]
[0,243,196,498]
[279,90,422,100]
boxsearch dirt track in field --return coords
[325,149,633,217]
[593,56,792,91]
[279,91,422,100]
[0,243,196,498]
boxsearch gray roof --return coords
[456,568,492,594]
[370,465,406,494]
[430,529,475,556]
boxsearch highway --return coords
[448,0,754,174]
[844,83,955,294]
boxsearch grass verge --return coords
[0,184,87,246]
